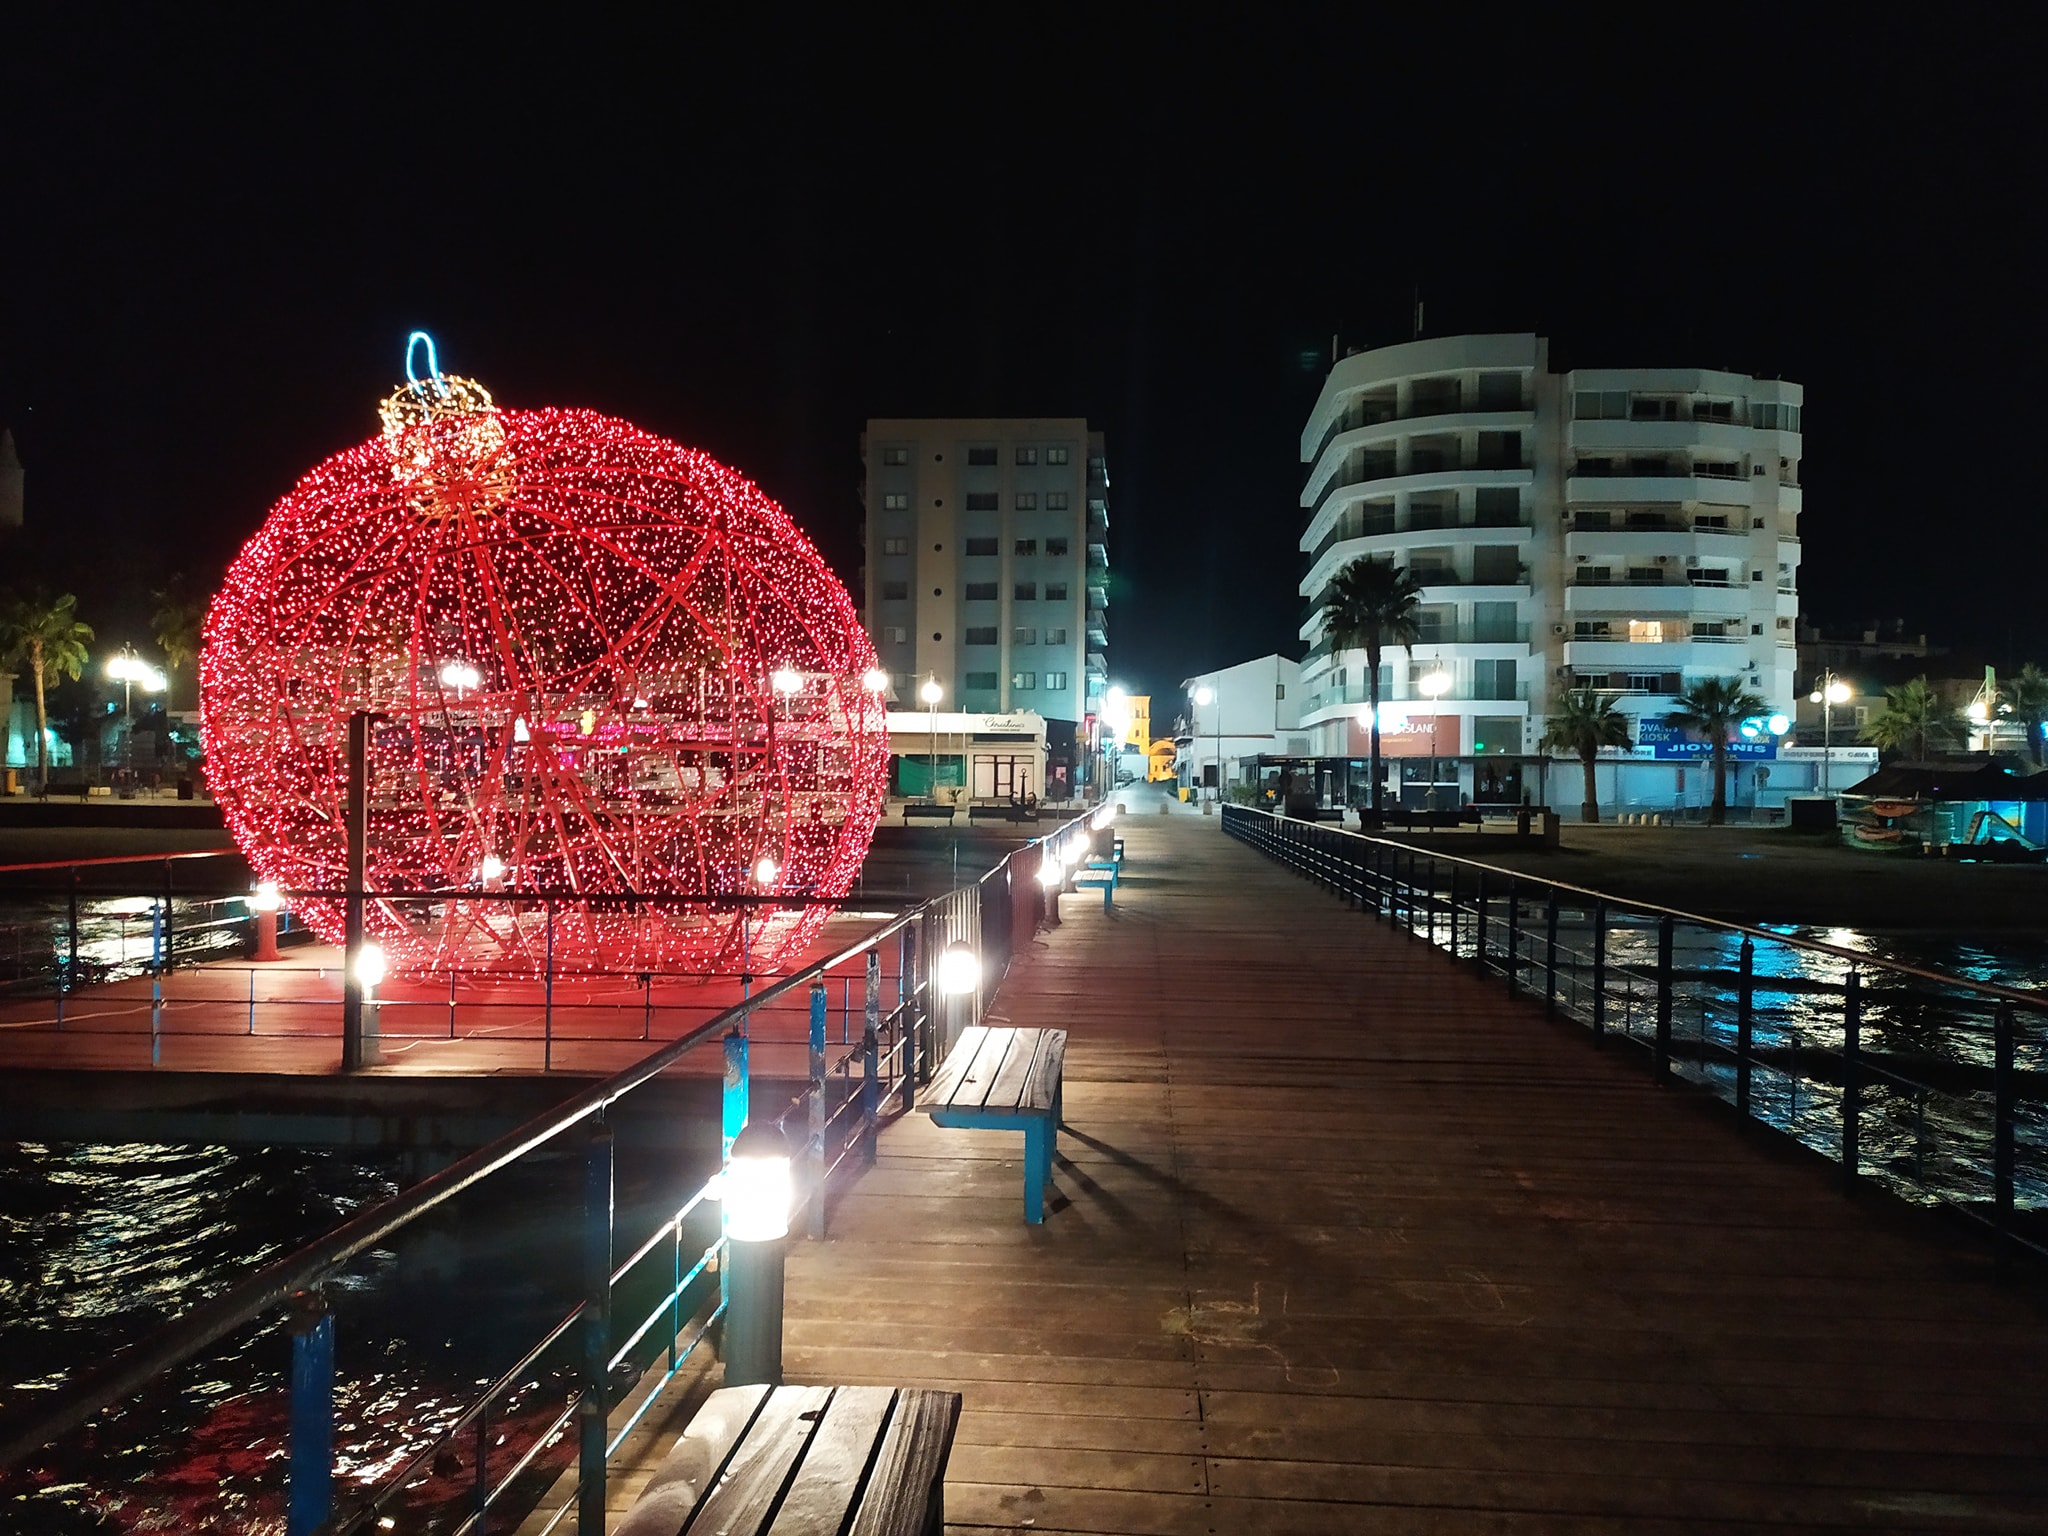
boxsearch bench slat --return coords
[764,1386,898,1535]
[846,1389,963,1536]
[616,1384,771,1536]
[983,1029,1043,1113]
[681,1384,831,1534]
[1025,1030,1065,1116]
[920,1024,985,1108]
[952,1027,1014,1112]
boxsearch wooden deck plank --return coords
[600,815,2048,1532]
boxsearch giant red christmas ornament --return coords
[200,336,890,975]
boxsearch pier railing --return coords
[0,809,1104,1534]
[1224,805,2047,1268]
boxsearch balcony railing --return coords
[1310,507,1529,565]
[1307,451,1531,519]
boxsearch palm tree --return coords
[1860,676,1967,763]
[1321,557,1423,812]
[1996,663,2048,768]
[1541,687,1633,823]
[0,592,95,793]
[1664,676,1767,825]
[151,588,207,712]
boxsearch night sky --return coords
[4,15,2042,707]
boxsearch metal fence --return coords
[1223,805,2048,1269]
[0,812,1092,1534]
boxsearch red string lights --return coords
[199,340,889,976]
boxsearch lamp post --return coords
[1809,671,1852,794]
[1193,684,1217,806]
[919,675,943,804]
[250,880,284,963]
[722,1121,793,1387]
[105,646,166,773]
[1419,666,1451,810]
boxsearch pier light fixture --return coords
[437,660,481,692]
[249,880,284,962]
[753,855,779,888]
[249,880,282,914]
[353,942,387,990]
[771,667,803,698]
[1037,858,1065,888]
[861,666,890,693]
[937,940,981,995]
[724,1121,794,1243]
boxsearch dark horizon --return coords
[4,15,2042,710]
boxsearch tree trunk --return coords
[30,639,48,793]
[1709,743,1728,825]
[1365,642,1383,811]
[1579,749,1599,824]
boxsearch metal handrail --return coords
[0,805,1097,1483]
[1229,806,2048,1013]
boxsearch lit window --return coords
[881,536,909,555]
[1046,491,1070,511]
[1046,447,1071,465]
[881,447,908,466]
[1628,619,1666,643]
[883,625,907,643]
[1013,627,1037,645]
[1045,671,1068,690]
[1045,627,1068,644]
[1016,446,1038,466]
[1011,671,1037,690]
[1015,493,1038,511]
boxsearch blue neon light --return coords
[404,331,450,397]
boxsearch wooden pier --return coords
[599,810,2047,1533]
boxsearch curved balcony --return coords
[1565,472,1756,510]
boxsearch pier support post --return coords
[1995,1002,2015,1275]
[862,952,881,1163]
[721,1026,747,1315]
[285,1289,334,1536]
[1591,902,1608,1042]
[1842,968,1861,1187]
[1654,915,1674,1082]
[578,1121,614,1536]
[1735,936,1754,1116]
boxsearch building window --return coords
[1627,619,1667,643]
[1045,582,1068,601]
[1276,683,1286,699]
[1695,398,1735,423]
[1044,536,1067,555]
[1045,626,1068,644]
[1016,446,1038,465]
[882,492,908,511]
[891,672,913,693]
[965,671,998,690]
[1752,569,1765,581]
[1574,620,1611,638]
[1015,538,1037,555]
[1015,492,1038,511]
[882,581,909,601]
[964,626,998,645]
[1575,567,1612,586]
[1046,447,1070,465]
[967,446,997,466]
[881,536,909,555]
[1013,626,1037,645]
[882,625,907,643]
[1014,582,1037,601]
[1631,396,1680,421]
[1572,390,1630,420]
[964,537,998,556]
[1627,566,1661,584]
[964,581,998,601]
[1045,671,1068,690]
[1046,491,1070,511]
[881,447,909,466]
[965,492,998,512]
[1776,617,1793,631]
[1011,671,1036,690]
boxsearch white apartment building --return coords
[861,419,1108,742]
[1299,334,1802,808]
[1176,655,1305,795]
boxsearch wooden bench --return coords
[918,1024,1066,1223]
[616,1383,962,1536]
[900,802,956,824]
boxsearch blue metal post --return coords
[721,1026,747,1312]
[862,951,881,1163]
[808,981,828,1239]
[285,1290,334,1536]
[578,1122,614,1536]
[150,897,165,1066]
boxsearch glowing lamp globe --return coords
[199,336,889,976]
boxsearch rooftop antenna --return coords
[1413,288,1424,341]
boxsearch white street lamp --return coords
[937,939,981,995]
[1192,684,1218,804]
[438,660,481,694]
[1419,667,1451,810]
[919,676,943,804]
[771,667,804,698]
[722,1120,793,1386]
[861,666,890,694]
[106,646,166,773]
[1809,672,1853,794]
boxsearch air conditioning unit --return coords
[1554,666,1572,678]
[1685,555,1700,566]
[1551,623,1568,636]
[1575,554,1589,563]
[1656,555,1671,564]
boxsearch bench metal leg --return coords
[1023,1117,1049,1224]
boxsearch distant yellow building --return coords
[1120,694,1151,749]
[1147,737,1178,781]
